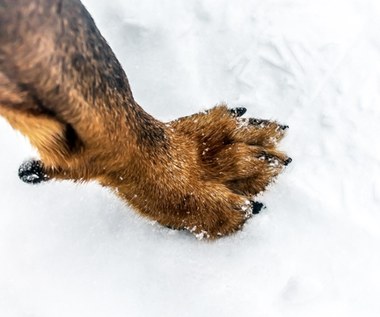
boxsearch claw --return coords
[248,118,270,126]
[280,124,289,130]
[250,201,265,214]
[284,157,292,166]
[229,107,247,117]
[18,160,49,184]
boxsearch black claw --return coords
[250,201,265,214]
[284,157,292,166]
[280,124,289,130]
[229,107,247,117]
[18,160,49,184]
[248,118,269,126]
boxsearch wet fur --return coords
[0,0,290,239]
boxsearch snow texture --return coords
[1,0,380,316]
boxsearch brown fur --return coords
[0,0,290,239]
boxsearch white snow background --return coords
[1,0,380,316]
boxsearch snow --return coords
[1,0,380,316]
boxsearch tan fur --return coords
[0,0,290,239]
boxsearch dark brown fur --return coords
[0,0,290,239]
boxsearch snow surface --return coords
[1,0,380,316]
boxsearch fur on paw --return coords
[168,104,290,237]
[18,160,49,184]
[171,104,291,198]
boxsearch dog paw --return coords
[18,160,49,184]
[171,104,291,197]
[156,104,290,238]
